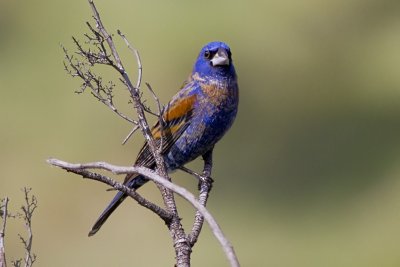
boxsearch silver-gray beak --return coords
[211,48,229,66]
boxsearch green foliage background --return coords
[1,0,400,266]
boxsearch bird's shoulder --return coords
[133,80,199,168]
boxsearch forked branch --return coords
[1,188,37,267]
[47,158,240,267]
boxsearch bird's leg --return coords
[178,148,214,190]
[199,148,214,190]
[178,166,213,185]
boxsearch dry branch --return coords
[0,198,8,267]
[85,1,191,264]
[1,188,37,267]
[47,158,240,267]
[18,188,37,267]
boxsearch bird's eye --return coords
[204,50,211,59]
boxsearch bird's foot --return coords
[197,175,214,191]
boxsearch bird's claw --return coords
[197,175,214,190]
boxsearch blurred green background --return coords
[1,0,400,266]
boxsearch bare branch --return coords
[188,149,214,247]
[145,83,162,117]
[0,198,9,267]
[145,82,164,153]
[19,188,37,267]
[179,150,214,247]
[62,44,137,125]
[46,159,172,223]
[117,30,142,90]
[2,189,38,267]
[61,1,190,264]
[86,1,163,174]
[121,124,140,145]
[87,5,190,261]
[47,158,240,267]
[88,0,125,74]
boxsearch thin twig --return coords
[19,188,37,267]
[145,83,162,116]
[62,44,137,125]
[0,198,9,267]
[87,1,163,175]
[188,149,214,247]
[121,124,140,145]
[117,30,142,90]
[145,82,164,153]
[88,0,124,73]
[47,158,240,267]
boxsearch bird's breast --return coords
[194,80,238,138]
[199,80,238,111]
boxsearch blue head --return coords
[193,41,236,80]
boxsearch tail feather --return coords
[88,175,148,236]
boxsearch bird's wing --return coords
[130,92,198,172]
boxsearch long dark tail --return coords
[88,175,148,236]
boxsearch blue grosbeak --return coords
[89,41,239,236]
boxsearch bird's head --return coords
[193,41,236,80]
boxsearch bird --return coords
[88,41,239,236]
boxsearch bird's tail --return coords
[88,175,148,236]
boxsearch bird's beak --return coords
[211,48,229,66]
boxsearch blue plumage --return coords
[89,41,239,236]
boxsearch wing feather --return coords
[133,93,197,169]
